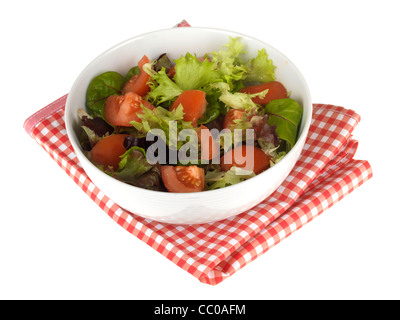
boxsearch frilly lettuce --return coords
[244,48,276,83]
[174,52,220,91]
[210,37,247,89]
[211,82,268,114]
[205,166,255,190]
[257,140,286,167]
[147,68,183,106]
[130,104,193,146]
[145,37,278,124]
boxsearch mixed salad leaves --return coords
[79,37,303,193]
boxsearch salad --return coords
[78,38,303,193]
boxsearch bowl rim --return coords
[65,26,313,200]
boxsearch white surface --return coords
[3,0,399,299]
[65,27,312,224]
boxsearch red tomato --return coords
[170,90,207,126]
[239,81,288,105]
[168,65,176,78]
[122,55,151,96]
[161,165,205,193]
[90,134,128,171]
[220,145,270,174]
[196,125,219,160]
[105,92,155,127]
[223,109,244,130]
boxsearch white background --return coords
[2,0,399,300]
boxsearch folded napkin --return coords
[23,93,372,285]
[24,20,372,285]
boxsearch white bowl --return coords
[65,27,312,225]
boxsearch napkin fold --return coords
[24,94,372,285]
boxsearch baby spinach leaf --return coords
[198,95,221,125]
[124,66,140,82]
[265,98,303,150]
[85,71,125,117]
[198,101,220,125]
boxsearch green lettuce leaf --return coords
[264,98,303,149]
[85,71,125,118]
[244,48,276,83]
[173,53,220,91]
[211,37,247,88]
[257,140,287,167]
[147,68,183,106]
[130,104,193,147]
[205,166,255,190]
[211,82,267,114]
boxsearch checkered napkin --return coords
[23,20,372,285]
[23,93,372,285]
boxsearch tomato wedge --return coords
[122,55,151,96]
[223,109,244,130]
[105,92,155,127]
[196,125,219,160]
[170,90,207,126]
[168,65,176,78]
[239,81,288,105]
[161,165,205,193]
[90,134,128,171]
[220,145,270,174]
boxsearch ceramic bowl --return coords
[65,27,312,224]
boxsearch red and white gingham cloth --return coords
[23,95,372,285]
[23,21,372,284]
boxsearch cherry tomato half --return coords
[220,145,270,174]
[105,92,155,127]
[121,55,151,97]
[170,90,207,126]
[161,165,205,193]
[239,81,288,105]
[90,134,129,171]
